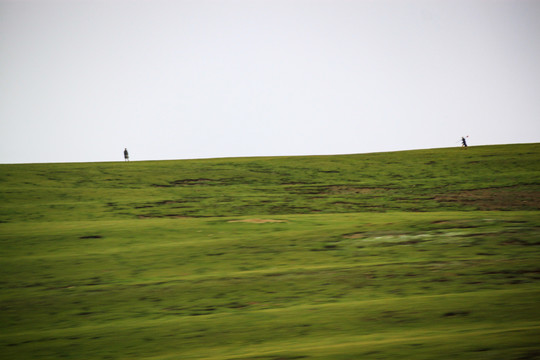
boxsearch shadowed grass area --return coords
[1,144,539,359]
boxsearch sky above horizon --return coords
[1,0,539,163]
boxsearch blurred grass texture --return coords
[1,144,539,359]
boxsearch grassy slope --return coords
[0,144,539,359]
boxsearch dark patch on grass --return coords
[79,235,103,239]
[502,239,540,246]
[227,302,249,309]
[324,185,387,195]
[343,232,366,239]
[174,178,216,185]
[163,306,185,313]
[155,200,183,205]
[397,239,423,245]
[435,186,540,210]
[22,282,43,288]
[460,232,492,237]
[77,312,94,316]
[332,201,357,205]
[229,356,307,360]
[482,269,540,276]
[264,273,285,277]
[373,239,424,247]
[516,350,540,359]
[152,178,218,187]
[442,310,470,317]
[310,243,340,251]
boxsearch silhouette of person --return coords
[461,137,468,148]
[124,148,129,161]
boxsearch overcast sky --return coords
[1,0,539,163]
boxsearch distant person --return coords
[461,137,468,148]
[124,148,129,161]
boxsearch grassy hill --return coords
[1,144,539,359]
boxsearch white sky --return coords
[1,0,539,163]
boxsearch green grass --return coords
[1,144,539,359]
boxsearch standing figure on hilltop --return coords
[461,136,468,148]
[124,148,129,162]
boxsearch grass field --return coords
[1,144,539,359]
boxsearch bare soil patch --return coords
[343,233,365,239]
[228,219,288,223]
[435,186,540,210]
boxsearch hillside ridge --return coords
[1,143,539,222]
